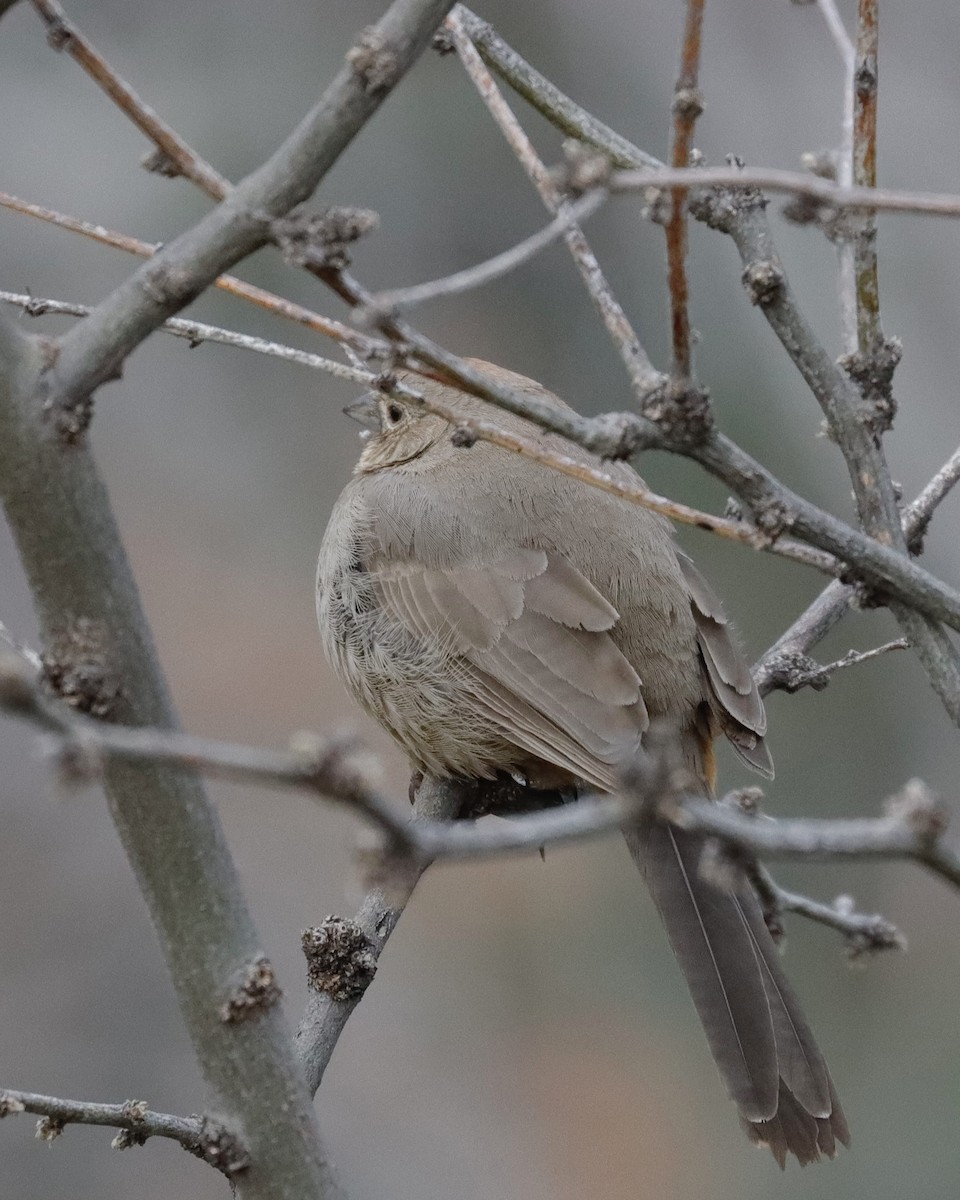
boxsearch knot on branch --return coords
[431,26,456,54]
[140,147,182,179]
[44,16,73,52]
[273,206,379,271]
[832,896,905,960]
[761,650,831,694]
[41,618,121,720]
[885,779,949,845]
[302,916,378,1001]
[346,27,400,94]
[741,259,786,308]
[688,155,767,232]
[549,141,613,197]
[110,1100,150,1150]
[195,1116,251,1177]
[840,336,902,437]
[671,87,704,122]
[36,1115,65,1143]
[0,1092,26,1118]
[219,955,281,1023]
[41,372,96,443]
[582,411,649,460]
[641,380,713,449]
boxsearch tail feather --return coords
[625,820,849,1165]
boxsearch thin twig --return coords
[0,291,381,383]
[0,192,384,358]
[366,188,606,312]
[904,443,960,553]
[666,0,706,380]
[30,0,229,200]
[0,1088,209,1157]
[609,165,960,219]
[748,861,903,955]
[0,619,41,670]
[852,0,881,352]
[447,10,664,398]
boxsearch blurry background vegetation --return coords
[2,1,959,1197]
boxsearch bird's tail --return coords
[622,732,850,1167]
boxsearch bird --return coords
[316,358,850,1166]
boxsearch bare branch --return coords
[666,0,706,381]
[447,10,664,398]
[453,6,661,170]
[851,0,881,348]
[296,776,464,1096]
[0,290,378,383]
[0,1089,251,1172]
[758,639,907,696]
[366,188,606,312]
[30,0,229,199]
[755,443,960,693]
[0,191,384,357]
[904,443,960,553]
[747,862,904,956]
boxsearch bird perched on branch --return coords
[316,359,849,1166]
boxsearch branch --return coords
[0,312,339,1199]
[747,862,903,956]
[0,1089,249,1175]
[30,0,229,199]
[447,9,664,398]
[666,0,706,381]
[37,0,456,436]
[0,290,382,382]
[0,191,384,357]
[295,776,464,1096]
[365,188,606,312]
[755,443,960,693]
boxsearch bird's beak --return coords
[343,393,380,432]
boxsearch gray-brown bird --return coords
[316,360,849,1166]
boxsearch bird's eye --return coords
[385,403,404,424]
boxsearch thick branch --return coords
[0,318,338,1200]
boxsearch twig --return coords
[747,862,904,956]
[0,290,379,384]
[454,6,661,170]
[609,165,960,219]
[0,618,41,670]
[30,0,229,200]
[757,638,907,695]
[447,10,664,399]
[904,443,960,553]
[666,0,706,380]
[852,0,881,352]
[0,1088,234,1164]
[0,192,384,358]
[366,188,606,312]
[755,442,960,694]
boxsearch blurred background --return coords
[2,0,960,1196]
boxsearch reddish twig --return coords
[853,0,881,351]
[665,0,706,381]
[30,0,228,200]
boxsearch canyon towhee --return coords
[317,359,849,1165]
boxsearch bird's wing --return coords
[676,551,774,778]
[371,547,648,790]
